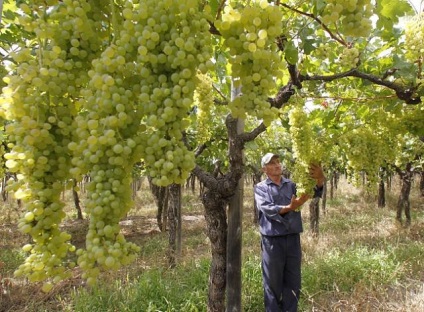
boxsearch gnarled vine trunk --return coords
[251,168,263,224]
[378,177,386,208]
[329,171,338,200]
[168,183,182,268]
[72,179,83,220]
[322,178,327,215]
[309,197,320,237]
[202,189,228,312]
[148,176,169,231]
[396,163,413,226]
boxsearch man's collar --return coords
[265,176,289,185]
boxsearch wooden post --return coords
[226,83,243,312]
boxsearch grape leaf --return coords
[378,0,414,22]
[284,41,299,65]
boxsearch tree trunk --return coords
[377,168,386,208]
[168,183,182,268]
[191,174,196,193]
[377,177,385,208]
[420,170,424,197]
[321,178,327,215]
[82,174,90,195]
[334,171,339,190]
[309,197,320,237]
[186,173,196,194]
[200,181,205,197]
[1,176,8,202]
[396,163,413,226]
[252,169,263,224]
[131,178,137,200]
[72,179,83,220]
[329,172,335,200]
[387,173,392,191]
[202,189,228,312]
[148,176,169,231]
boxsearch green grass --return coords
[69,259,209,312]
[303,246,402,293]
[0,248,25,275]
[241,255,263,311]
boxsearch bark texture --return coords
[321,178,327,215]
[396,163,413,226]
[72,179,83,220]
[168,183,182,268]
[309,197,320,237]
[148,176,169,231]
[202,189,228,312]
[378,178,386,208]
[251,168,263,224]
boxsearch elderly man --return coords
[254,152,325,312]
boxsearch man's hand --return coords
[309,163,325,187]
[290,194,309,209]
[279,194,309,214]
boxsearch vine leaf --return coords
[284,41,299,65]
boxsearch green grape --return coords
[129,0,212,186]
[193,72,215,143]
[65,0,213,283]
[288,104,329,199]
[2,0,213,289]
[338,46,360,68]
[404,13,424,62]
[321,0,373,37]
[1,0,106,289]
[340,125,398,191]
[288,105,316,197]
[216,1,284,125]
[0,141,6,178]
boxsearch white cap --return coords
[261,153,279,167]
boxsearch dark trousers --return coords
[261,234,301,312]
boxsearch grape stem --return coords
[216,0,226,20]
[110,0,118,43]
[279,3,348,47]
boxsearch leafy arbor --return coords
[1,0,423,311]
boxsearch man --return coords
[254,152,325,312]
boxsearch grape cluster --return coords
[338,46,360,68]
[215,0,284,125]
[66,0,212,284]
[130,0,213,187]
[2,0,213,288]
[288,104,329,199]
[1,0,104,290]
[193,73,215,144]
[404,13,424,62]
[341,126,397,190]
[321,0,373,37]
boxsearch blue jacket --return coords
[254,176,323,236]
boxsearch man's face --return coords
[263,156,282,177]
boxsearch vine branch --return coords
[279,2,348,47]
[300,69,422,105]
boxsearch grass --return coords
[0,177,423,311]
[68,261,209,312]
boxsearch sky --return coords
[408,0,423,12]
